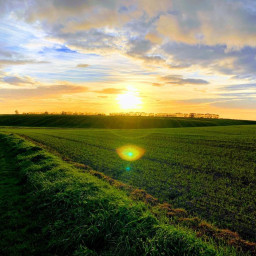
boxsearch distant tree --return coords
[15,110,19,115]
[44,111,49,115]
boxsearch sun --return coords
[117,89,142,110]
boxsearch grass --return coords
[0,114,256,129]
[0,132,246,256]
[1,125,255,243]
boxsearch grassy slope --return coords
[0,114,256,129]
[0,132,244,256]
[0,140,35,255]
[4,125,256,243]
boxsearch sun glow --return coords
[117,88,142,110]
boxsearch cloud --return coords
[211,98,256,109]
[127,38,152,56]
[0,60,28,65]
[0,59,47,67]
[61,9,124,33]
[93,88,125,94]
[4,0,256,77]
[0,84,88,99]
[162,43,256,78]
[2,75,36,86]
[55,29,120,55]
[156,0,256,48]
[137,0,172,17]
[76,64,90,68]
[145,32,163,44]
[5,0,107,21]
[0,49,14,58]
[159,75,209,86]
[222,84,256,90]
[176,98,229,104]
[218,92,255,97]
[132,54,167,67]
[3,0,256,49]
[168,96,256,110]
[152,83,162,87]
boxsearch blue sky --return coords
[0,0,256,119]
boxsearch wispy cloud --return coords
[157,75,209,86]
[93,88,125,94]
[0,59,48,67]
[0,84,88,99]
[2,75,36,86]
[76,64,89,68]
[221,84,256,90]
[152,83,162,87]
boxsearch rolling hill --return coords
[0,114,256,129]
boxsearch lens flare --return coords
[117,145,145,161]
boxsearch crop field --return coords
[2,125,256,243]
[2,132,248,256]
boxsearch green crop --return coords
[1,133,245,256]
[1,125,256,243]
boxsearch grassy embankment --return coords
[0,132,250,256]
[0,114,256,128]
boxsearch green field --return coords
[1,125,256,244]
[0,114,256,128]
[1,133,245,256]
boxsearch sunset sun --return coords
[117,89,142,110]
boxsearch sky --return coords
[1,0,256,120]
